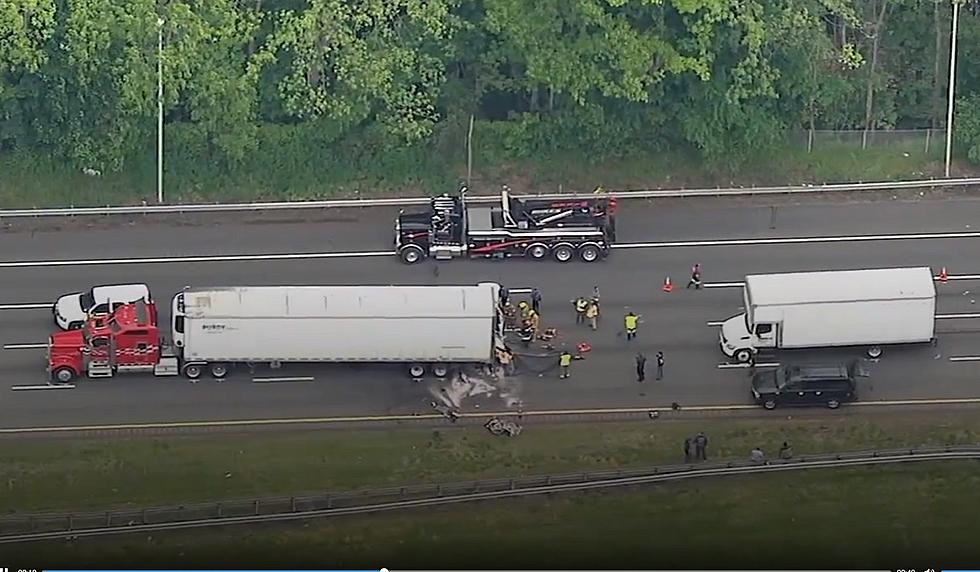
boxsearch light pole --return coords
[944,0,960,178]
[157,17,165,203]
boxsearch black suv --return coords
[751,361,864,410]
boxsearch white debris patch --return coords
[429,369,523,410]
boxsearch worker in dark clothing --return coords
[530,288,542,314]
[499,287,510,307]
[656,351,664,380]
[559,350,573,379]
[635,353,646,382]
[687,263,702,289]
[779,441,794,460]
[694,432,708,460]
[684,437,693,463]
[574,297,588,324]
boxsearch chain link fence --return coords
[788,129,947,154]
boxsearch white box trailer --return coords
[171,283,504,379]
[719,267,936,363]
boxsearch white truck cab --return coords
[54,283,151,330]
[720,267,936,363]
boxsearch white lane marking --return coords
[5,396,980,433]
[11,384,74,391]
[0,303,52,310]
[939,274,980,281]
[612,230,980,250]
[252,376,315,383]
[703,282,744,288]
[717,362,780,369]
[0,250,394,268]
[706,321,724,327]
[949,356,980,362]
[936,313,980,319]
[509,288,532,294]
[5,230,980,269]
[3,343,46,350]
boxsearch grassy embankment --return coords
[0,134,957,208]
[3,412,980,566]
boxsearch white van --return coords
[54,284,152,330]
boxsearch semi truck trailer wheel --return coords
[408,364,425,378]
[431,363,449,378]
[210,363,228,379]
[183,363,203,379]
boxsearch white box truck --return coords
[171,283,505,379]
[719,267,936,363]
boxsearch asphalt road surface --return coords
[3,196,980,429]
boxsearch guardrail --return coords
[1,177,979,219]
[1,444,976,543]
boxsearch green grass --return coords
[7,462,980,568]
[3,412,980,514]
[0,135,963,208]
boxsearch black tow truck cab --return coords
[395,187,617,265]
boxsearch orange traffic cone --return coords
[662,276,673,293]
[577,341,592,354]
[939,267,949,283]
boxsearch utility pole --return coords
[944,0,960,178]
[466,113,475,189]
[157,17,165,203]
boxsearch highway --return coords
[3,195,980,429]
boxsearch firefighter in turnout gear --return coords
[586,299,600,331]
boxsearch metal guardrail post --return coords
[217,503,223,517]
[67,514,73,531]
[253,500,260,515]
[290,497,296,512]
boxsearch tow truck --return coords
[394,186,617,264]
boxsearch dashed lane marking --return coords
[3,343,47,350]
[6,230,980,269]
[252,376,316,383]
[717,362,780,369]
[0,303,52,310]
[11,384,75,391]
[5,396,980,433]
[703,282,744,288]
[949,356,980,362]
[936,313,980,319]
[706,321,724,327]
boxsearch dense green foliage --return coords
[1,0,979,195]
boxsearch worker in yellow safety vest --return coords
[559,350,573,379]
[624,311,639,341]
[573,297,589,324]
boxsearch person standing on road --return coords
[531,288,542,314]
[559,350,573,379]
[684,437,693,463]
[687,263,703,289]
[694,432,708,461]
[499,286,510,307]
[574,297,588,324]
[624,311,639,341]
[656,351,665,380]
[586,300,600,331]
[635,353,647,382]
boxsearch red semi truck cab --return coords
[47,299,177,383]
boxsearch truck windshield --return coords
[80,289,95,309]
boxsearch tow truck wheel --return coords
[52,367,75,384]
[553,244,574,263]
[526,244,548,260]
[734,348,753,363]
[183,363,203,379]
[399,245,425,265]
[578,244,601,263]
[210,363,228,379]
